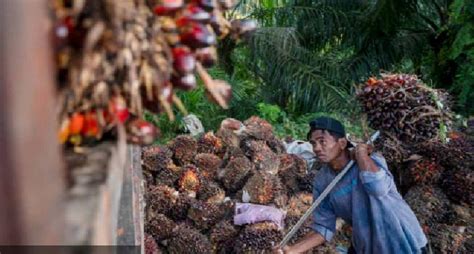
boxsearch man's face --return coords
[309,130,345,163]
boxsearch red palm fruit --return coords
[82,111,100,137]
[195,47,217,67]
[53,16,74,49]
[176,5,211,26]
[171,73,197,91]
[69,112,85,135]
[172,46,196,74]
[127,118,159,145]
[153,0,184,16]
[180,23,216,48]
[108,96,129,123]
[58,118,70,144]
[178,165,201,194]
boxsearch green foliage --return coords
[255,102,367,140]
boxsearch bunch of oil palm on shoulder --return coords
[52,0,256,146]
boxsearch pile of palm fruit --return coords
[358,74,473,253]
[52,0,256,146]
[142,116,349,253]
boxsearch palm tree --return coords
[222,0,456,114]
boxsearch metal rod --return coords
[279,131,380,248]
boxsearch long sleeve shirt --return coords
[311,153,427,254]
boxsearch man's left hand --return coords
[351,144,373,161]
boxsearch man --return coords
[275,117,428,254]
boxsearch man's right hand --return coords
[272,245,293,254]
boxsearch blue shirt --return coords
[312,154,427,254]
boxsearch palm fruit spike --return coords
[242,171,287,207]
[404,185,450,228]
[219,199,236,221]
[141,145,173,172]
[146,213,176,242]
[155,162,182,187]
[240,138,280,174]
[187,200,225,230]
[197,131,224,155]
[243,116,274,141]
[444,203,473,227]
[266,136,287,154]
[143,170,155,190]
[428,224,469,253]
[234,222,283,253]
[373,132,409,167]
[278,154,308,194]
[356,73,452,145]
[407,157,443,185]
[144,233,162,254]
[440,167,473,206]
[285,192,314,244]
[197,180,225,204]
[169,194,193,221]
[219,156,253,193]
[210,220,239,254]
[169,135,197,166]
[178,165,201,196]
[414,132,473,171]
[167,224,212,254]
[147,185,179,216]
[298,163,321,193]
[194,153,222,180]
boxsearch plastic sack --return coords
[233,203,286,229]
[284,140,316,169]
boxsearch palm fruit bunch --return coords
[240,138,280,174]
[416,131,474,171]
[218,156,254,192]
[405,157,444,186]
[146,213,177,241]
[187,200,225,230]
[209,220,239,253]
[197,180,225,204]
[242,171,287,208]
[142,145,174,172]
[234,222,283,253]
[167,224,212,254]
[144,116,357,253]
[440,167,473,206]
[144,233,162,254]
[147,184,179,215]
[284,192,314,244]
[278,154,308,194]
[194,153,222,180]
[197,132,225,156]
[427,224,470,253]
[169,135,198,165]
[52,0,257,147]
[372,132,410,167]
[357,73,452,145]
[404,185,450,229]
[178,164,201,196]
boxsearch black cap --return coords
[309,117,353,147]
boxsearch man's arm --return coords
[274,231,325,254]
[354,144,393,197]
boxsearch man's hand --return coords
[350,144,373,161]
[272,245,293,254]
[352,144,379,173]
